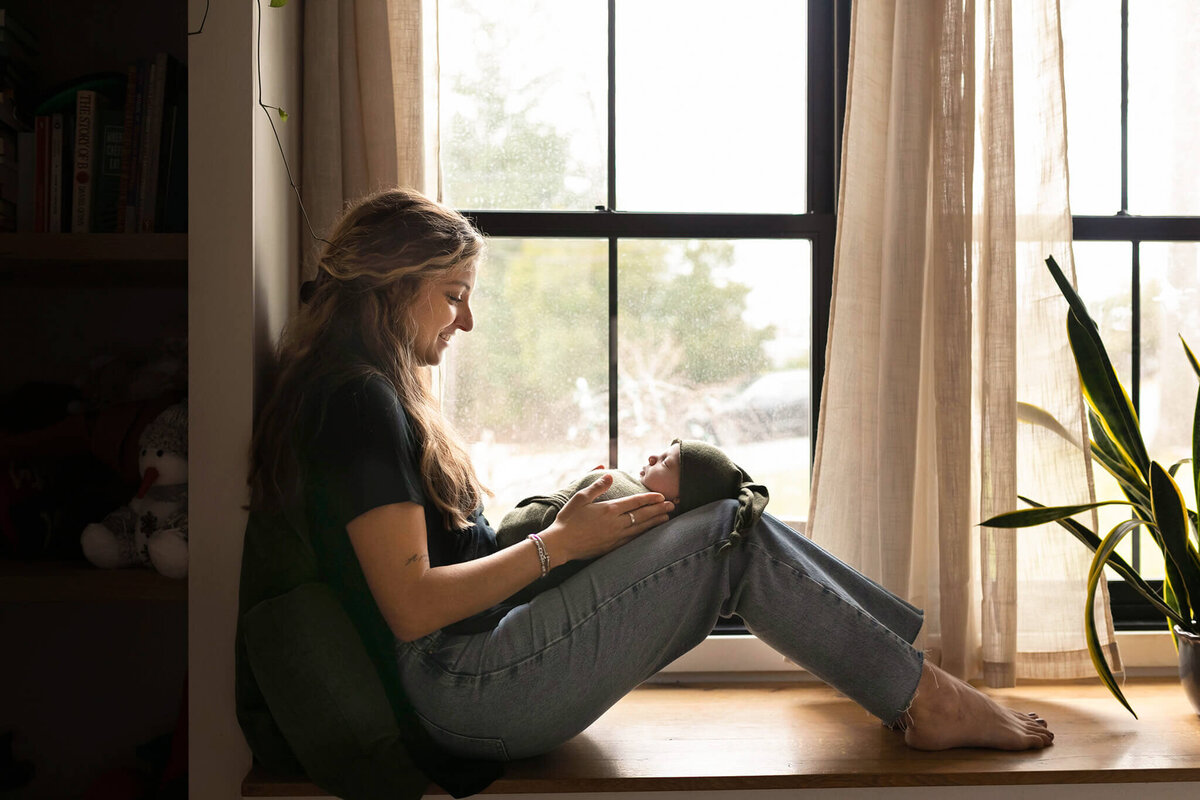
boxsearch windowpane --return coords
[1128,0,1200,214]
[444,239,609,521]
[615,0,807,213]
[1072,242,1141,570]
[1073,242,1133,388]
[439,0,606,210]
[1140,243,1200,529]
[1061,0,1121,214]
[616,240,811,519]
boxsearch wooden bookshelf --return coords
[0,233,187,285]
[0,559,187,603]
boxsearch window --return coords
[438,0,848,530]
[1062,0,1200,628]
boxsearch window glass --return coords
[1071,242,1148,573]
[443,238,609,521]
[1140,242,1200,523]
[615,0,807,212]
[439,0,606,210]
[1073,242,1133,389]
[1128,0,1200,214]
[616,240,811,518]
[1061,0,1121,214]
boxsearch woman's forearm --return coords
[395,535,563,641]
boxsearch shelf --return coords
[0,559,187,603]
[0,233,187,286]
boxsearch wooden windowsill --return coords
[241,677,1200,796]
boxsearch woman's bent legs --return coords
[397,500,926,760]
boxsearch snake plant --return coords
[982,255,1200,718]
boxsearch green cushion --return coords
[235,510,501,799]
[240,581,428,800]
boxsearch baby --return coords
[495,439,769,550]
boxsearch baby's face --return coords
[639,442,682,502]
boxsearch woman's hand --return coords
[540,474,674,564]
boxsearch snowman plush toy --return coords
[81,401,188,579]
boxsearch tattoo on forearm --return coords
[404,553,429,567]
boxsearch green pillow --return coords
[234,510,500,799]
[240,581,429,800]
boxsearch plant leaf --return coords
[1085,518,1149,718]
[1045,255,1150,478]
[1192,352,1200,545]
[1149,462,1200,624]
[1182,335,1200,379]
[981,500,1133,529]
[1015,498,1186,623]
[1090,438,1151,508]
[1017,401,1084,450]
[1089,408,1143,490]
[1067,309,1149,477]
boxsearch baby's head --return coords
[638,439,750,516]
[638,441,683,502]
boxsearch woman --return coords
[248,188,1052,783]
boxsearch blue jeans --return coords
[396,501,925,761]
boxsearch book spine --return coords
[94,107,124,233]
[33,114,46,231]
[49,111,62,233]
[137,54,165,232]
[115,62,137,233]
[126,60,150,233]
[71,89,96,232]
[151,56,184,232]
[16,128,33,231]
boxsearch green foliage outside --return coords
[442,12,774,443]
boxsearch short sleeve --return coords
[308,377,427,529]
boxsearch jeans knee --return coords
[668,499,741,550]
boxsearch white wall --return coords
[189,0,300,796]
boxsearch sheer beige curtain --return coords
[299,0,438,276]
[808,0,1120,685]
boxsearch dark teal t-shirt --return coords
[302,376,510,650]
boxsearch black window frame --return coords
[1069,0,1200,630]
[456,0,851,472]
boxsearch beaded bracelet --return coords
[528,533,550,577]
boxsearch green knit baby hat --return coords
[674,439,769,542]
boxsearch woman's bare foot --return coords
[900,662,1054,751]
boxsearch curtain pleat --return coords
[300,0,433,277]
[809,0,1119,685]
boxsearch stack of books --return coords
[26,52,186,234]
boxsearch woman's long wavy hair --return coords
[248,188,487,530]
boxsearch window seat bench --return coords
[241,676,1200,797]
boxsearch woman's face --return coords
[639,442,682,502]
[409,261,476,367]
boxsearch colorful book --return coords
[71,89,99,232]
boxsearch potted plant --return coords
[982,256,1200,718]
